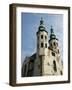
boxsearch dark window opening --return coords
[54,42,56,46]
[41,35,43,39]
[45,43,47,48]
[52,52,55,56]
[41,42,43,47]
[45,36,47,40]
[53,60,57,72]
[60,71,63,75]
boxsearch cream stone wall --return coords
[42,49,63,75]
[23,46,63,76]
[37,31,48,56]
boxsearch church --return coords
[21,18,63,77]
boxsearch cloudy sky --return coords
[21,13,63,64]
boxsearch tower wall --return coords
[37,31,48,56]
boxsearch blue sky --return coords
[21,13,63,64]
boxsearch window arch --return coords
[41,42,43,47]
[60,71,63,75]
[53,60,57,72]
[54,42,56,46]
[41,35,43,39]
[45,43,47,48]
[45,35,47,40]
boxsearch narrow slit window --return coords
[45,43,47,48]
[53,60,57,72]
[41,35,43,39]
[60,71,63,75]
[41,42,43,47]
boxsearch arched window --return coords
[53,60,57,72]
[60,71,63,75]
[54,42,56,46]
[45,43,47,48]
[41,42,43,48]
[41,35,43,39]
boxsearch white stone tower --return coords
[36,17,48,56]
[49,26,59,53]
[34,18,49,76]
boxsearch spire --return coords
[51,26,54,34]
[40,17,44,25]
[38,17,46,31]
[49,26,58,41]
[36,17,48,34]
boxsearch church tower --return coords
[49,26,59,53]
[34,18,48,76]
[47,26,63,75]
[36,18,48,56]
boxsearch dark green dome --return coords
[50,33,56,39]
[38,25,46,31]
[49,26,58,41]
[37,17,48,34]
